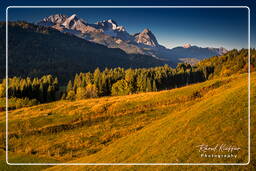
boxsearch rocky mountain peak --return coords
[62,14,87,29]
[183,43,191,48]
[96,19,124,31]
[38,14,68,26]
[67,14,81,22]
[218,47,228,55]
[36,14,228,62]
[37,13,87,30]
[142,28,151,33]
[107,19,117,25]
[134,28,159,47]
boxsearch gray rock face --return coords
[134,28,160,47]
[37,14,68,26]
[95,19,133,41]
[61,14,87,30]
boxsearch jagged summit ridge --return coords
[38,14,68,26]
[62,14,87,30]
[37,14,159,47]
[37,14,228,64]
[96,19,124,31]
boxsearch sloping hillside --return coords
[44,72,255,170]
[0,72,254,170]
[198,49,256,78]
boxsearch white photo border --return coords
[5,6,251,166]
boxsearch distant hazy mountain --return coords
[170,44,228,60]
[37,14,228,64]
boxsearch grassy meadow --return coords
[0,72,255,170]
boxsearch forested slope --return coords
[0,22,166,83]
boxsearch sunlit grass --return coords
[0,72,255,170]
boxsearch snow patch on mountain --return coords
[37,14,68,26]
[36,14,228,64]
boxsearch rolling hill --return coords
[44,73,254,171]
[0,72,255,170]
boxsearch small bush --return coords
[14,98,39,109]
[66,90,76,101]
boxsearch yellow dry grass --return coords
[0,72,255,171]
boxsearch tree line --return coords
[0,75,59,103]
[0,64,207,102]
[62,64,207,100]
[198,48,255,78]
[1,49,254,103]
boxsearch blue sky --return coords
[7,7,249,50]
[0,0,256,49]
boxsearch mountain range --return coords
[37,14,228,63]
[0,14,228,84]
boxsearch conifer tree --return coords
[152,80,157,91]
[67,80,73,92]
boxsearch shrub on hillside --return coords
[14,97,39,109]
